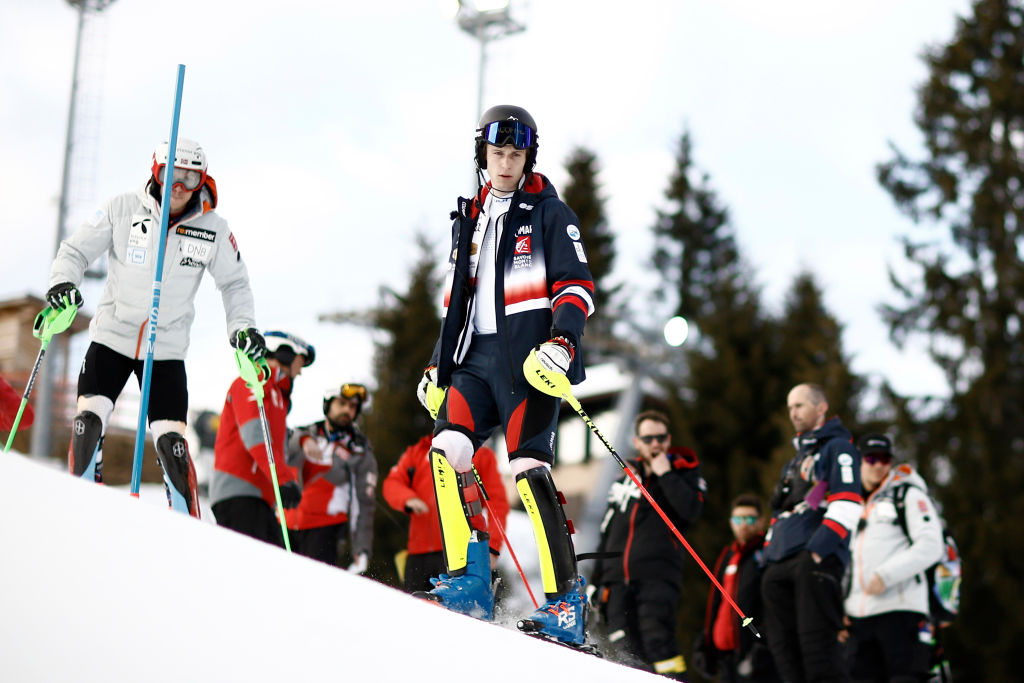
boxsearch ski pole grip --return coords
[234,350,270,399]
[33,304,78,342]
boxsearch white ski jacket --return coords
[845,464,944,618]
[50,182,256,360]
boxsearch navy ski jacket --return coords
[429,173,595,387]
[765,417,863,566]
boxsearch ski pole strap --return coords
[33,304,79,343]
[234,350,270,401]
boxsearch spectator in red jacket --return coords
[210,331,314,547]
[383,434,510,593]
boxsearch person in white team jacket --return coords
[46,138,265,517]
[843,433,944,682]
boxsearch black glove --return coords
[279,480,301,509]
[46,282,83,310]
[230,327,266,361]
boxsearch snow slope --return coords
[0,454,658,682]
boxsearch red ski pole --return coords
[524,361,760,638]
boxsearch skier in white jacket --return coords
[843,433,945,682]
[46,138,265,517]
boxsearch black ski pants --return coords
[845,611,933,682]
[761,550,849,683]
[290,523,347,566]
[404,551,446,594]
[212,496,284,548]
[600,579,683,672]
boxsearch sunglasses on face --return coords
[638,433,669,445]
[481,120,534,149]
[731,515,758,526]
[154,164,204,191]
[863,452,893,466]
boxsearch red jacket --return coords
[210,370,297,509]
[382,435,509,556]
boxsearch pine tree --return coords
[876,0,1024,674]
[561,146,618,345]
[359,234,442,586]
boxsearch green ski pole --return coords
[234,349,293,552]
[4,303,79,454]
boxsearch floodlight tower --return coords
[31,0,116,459]
[455,0,526,121]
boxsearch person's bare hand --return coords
[650,453,671,476]
[865,573,886,595]
[405,497,429,515]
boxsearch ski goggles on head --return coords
[480,120,535,149]
[337,383,367,402]
[152,164,205,192]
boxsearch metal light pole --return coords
[31,0,116,459]
[455,1,526,121]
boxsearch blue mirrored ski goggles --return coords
[480,120,535,149]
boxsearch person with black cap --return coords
[285,383,377,571]
[413,104,596,646]
[45,138,263,517]
[210,331,314,546]
[843,433,944,682]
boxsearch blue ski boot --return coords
[517,576,589,646]
[417,532,494,620]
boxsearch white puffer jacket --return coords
[50,181,255,360]
[845,464,944,618]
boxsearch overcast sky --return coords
[1,0,970,427]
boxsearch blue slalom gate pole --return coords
[130,64,186,497]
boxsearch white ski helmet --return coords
[151,138,208,191]
[263,330,316,367]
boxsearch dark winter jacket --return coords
[429,174,595,387]
[765,417,863,566]
[591,446,705,589]
[698,533,780,681]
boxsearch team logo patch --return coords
[566,224,581,240]
[127,247,147,265]
[837,453,854,466]
[175,226,216,242]
[573,242,587,263]
[515,235,531,254]
[519,202,534,211]
[179,257,204,268]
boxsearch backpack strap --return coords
[893,482,913,541]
